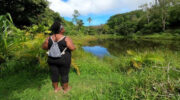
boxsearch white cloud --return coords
[47,0,154,17]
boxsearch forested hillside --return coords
[100,0,180,35]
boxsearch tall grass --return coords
[1,45,179,99]
[0,14,48,77]
[0,13,26,63]
[0,13,13,56]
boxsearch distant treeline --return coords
[98,0,180,35]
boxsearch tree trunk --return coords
[147,14,150,24]
[155,0,158,5]
[163,19,166,31]
[161,15,166,31]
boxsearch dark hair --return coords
[50,21,62,34]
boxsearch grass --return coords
[138,32,180,40]
[0,34,180,100]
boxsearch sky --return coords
[47,0,154,26]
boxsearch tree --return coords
[168,1,180,26]
[157,0,173,31]
[87,17,92,25]
[77,19,84,31]
[139,3,151,24]
[0,0,48,27]
[87,17,92,34]
[101,24,110,34]
[36,8,62,26]
[107,10,143,35]
[72,10,80,25]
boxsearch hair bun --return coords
[50,21,62,34]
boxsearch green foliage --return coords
[107,10,144,35]
[76,19,84,31]
[100,24,111,34]
[0,0,180,99]
[0,13,13,53]
[0,34,180,99]
[24,24,50,35]
[127,50,165,70]
[0,14,25,60]
[72,10,80,25]
[32,8,62,26]
[169,4,180,26]
[0,0,62,27]
[0,0,48,26]
[0,14,48,76]
[105,0,180,35]
[64,21,86,35]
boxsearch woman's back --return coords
[48,34,70,52]
[48,34,71,65]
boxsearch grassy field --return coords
[0,35,180,100]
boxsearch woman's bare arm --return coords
[65,37,76,51]
[42,37,49,50]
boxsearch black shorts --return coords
[49,64,70,83]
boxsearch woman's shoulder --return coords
[65,36,72,41]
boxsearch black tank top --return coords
[48,36,71,54]
[47,36,71,65]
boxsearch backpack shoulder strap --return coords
[57,36,66,42]
[50,36,55,43]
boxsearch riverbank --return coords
[0,35,180,100]
[72,33,180,41]
[135,32,180,40]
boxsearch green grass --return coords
[0,35,180,100]
[138,32,180,40]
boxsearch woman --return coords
[42,21,76,93]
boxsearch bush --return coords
[24,24,50,34]
[174,29,180,34]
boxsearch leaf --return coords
[144,54,165,63]
[127,68,133,75]
[132,56,143,62]
[132,60,142,69]
[6,13,13,23]
[71,58,80,75]
[127,50,136,56]
[0,54,5,64]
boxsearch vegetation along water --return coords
[0,0,180,99]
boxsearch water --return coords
[82,38,180,57]
[82,46,110,57]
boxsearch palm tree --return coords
[87,17,92,25]
[87,17,92,34]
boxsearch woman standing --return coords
[42,21,76,93]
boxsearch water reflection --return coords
[83,38,180,57]
[82,46,110,57]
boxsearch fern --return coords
[71,58,80,75]
[127,50,165,73]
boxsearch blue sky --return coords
[62,0,68,2]
[48,0,154,26]
[64,14,116,26]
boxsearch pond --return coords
[82,46,110,57]
[82,38,180,57]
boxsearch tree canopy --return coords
[0,0,62,27]
[104,0,180,35]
